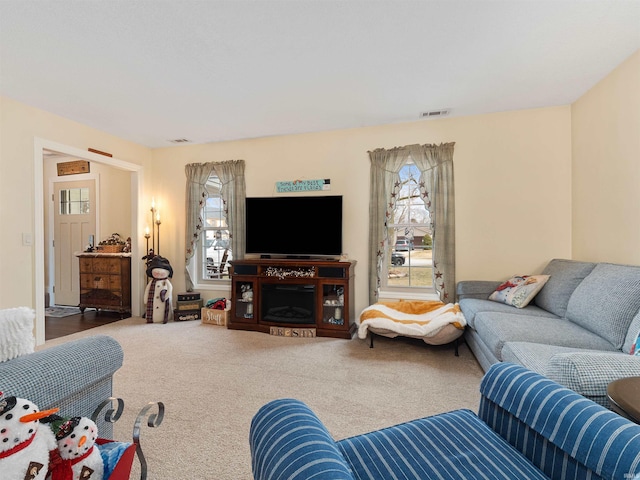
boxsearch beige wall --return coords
[572,50,640,264]
[152,106,572,315]
[0,96,151,316]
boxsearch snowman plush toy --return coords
[0,393,59,480]
[144,255,174,323]
[49,416,103,480]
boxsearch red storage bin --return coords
[96,439,137,480]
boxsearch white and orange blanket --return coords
[357,300,467,345]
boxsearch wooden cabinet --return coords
[77,253,131,317]
[228,259,356,339]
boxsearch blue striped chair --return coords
[250,363,640,479]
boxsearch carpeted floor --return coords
[42,316,484,479]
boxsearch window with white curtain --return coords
[196,175,232,284]
[383,162,434,293]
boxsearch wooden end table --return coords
[607,376,640,424]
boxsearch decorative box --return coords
[177,292,201,301]
[176,298,203,310]
[174,309,201,321]
[202,308,228,326]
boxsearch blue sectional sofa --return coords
[250,362,640,480]
[0,335,123,437]
[458,258,640,406]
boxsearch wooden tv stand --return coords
[228,259,356,339]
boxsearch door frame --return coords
[48,174,100,306]
[34,138,144,345]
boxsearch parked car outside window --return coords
[394,239,413,251]
[391,252,405,266]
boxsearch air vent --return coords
[420,109,450,118]
[168,138,192,144]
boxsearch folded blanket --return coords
[357,300,466,343]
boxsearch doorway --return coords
[34,138,143,345]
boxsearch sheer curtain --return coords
[368,143,455,304]
[409,143,456,301]
[184,160,246,291]
[367,147,411,304]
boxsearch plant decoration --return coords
[99,233,125,247]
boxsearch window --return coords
[196,175,233,283]
[59,187,90,215]
[185,159,245,292]
[383,162,433,293]
[368,143,454,304]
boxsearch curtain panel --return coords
[184,160,246,291]
[367,147,411,304]
[409,143,456,301]
[367,143,455,304]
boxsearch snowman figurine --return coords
[0,393,59,480]
[143,255,174,323]
[50,416,103,480]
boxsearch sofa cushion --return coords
[502,342,640,407]
[458,298,557,328]
[474,312,617,361]
[500,341,562,374]
[546,350,640,400]
[336,408,550,480]
[488,275,550,308]
[533,259,596,317]
[565,263,640,349]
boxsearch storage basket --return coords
[98,244,125,253]
[202,308,228,326]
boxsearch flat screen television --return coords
[245,195,342,258]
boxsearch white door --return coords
[53,180,96,306]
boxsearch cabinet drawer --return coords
[92,258,123,274]
[79,257,122,274]
[80,274,121,290]
[79,258,94,273]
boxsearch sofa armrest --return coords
[546,351,640,399]
[250,398,354,480]
[0,335,123,436]
[479,362,640,480]
[456,280,501,300]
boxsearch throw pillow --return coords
[0,307,35,362]
[630,330,640,356]
[488,275,550,309]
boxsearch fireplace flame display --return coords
[261,284,315,325]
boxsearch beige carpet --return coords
[43,317,484,479]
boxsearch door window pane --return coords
[59,188,90,215]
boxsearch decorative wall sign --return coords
[57,160,90,176]
[269,326,317,337]
[276,179,330,193]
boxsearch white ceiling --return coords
[1,1,639,148]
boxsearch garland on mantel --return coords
[264,267,315,280]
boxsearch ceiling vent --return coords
[420,109,450,119]
[168,138,192,144]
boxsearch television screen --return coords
[246,195,342,257]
